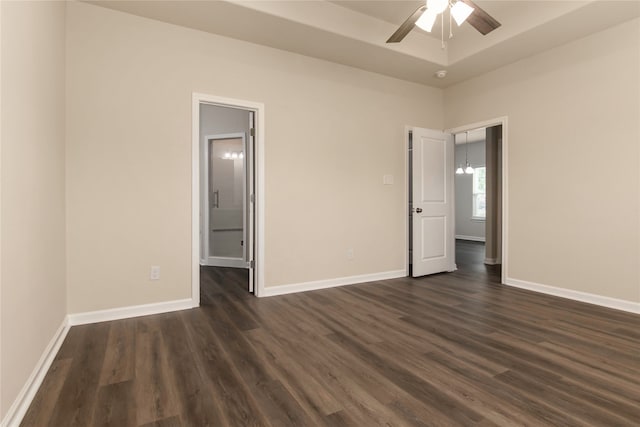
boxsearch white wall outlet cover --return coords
[150,266,161,280]
[383,174,394,185]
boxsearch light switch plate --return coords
[383,174,394,185]
[150,266,160,280]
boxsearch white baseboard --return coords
[68,298,195,326]
[1,317,70,427]
[261,270,406,297]
[455,235,486,242]
[504,278,640,314]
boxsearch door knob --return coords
[416,208,423,213]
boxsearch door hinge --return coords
[250,194,255,203]
[249,260,255,268]
[250,128,255,137]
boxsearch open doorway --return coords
[406,119,507,284]
[200,104,254,297]
[453,125,502,275]
[191,94,265,306]
[202,124,251,266]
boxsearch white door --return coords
[412,127,455,277]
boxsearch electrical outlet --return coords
[150,266,160,280]
[347,248,355,260]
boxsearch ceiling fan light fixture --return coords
[427,0,448,14]
[451,1,474,26]
[415,9,438,32]
[387,0,499,45]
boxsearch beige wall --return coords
[445,18,640,302]
[1,1,67,419]
[65,2,443,312]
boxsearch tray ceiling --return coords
[88,0,640,87]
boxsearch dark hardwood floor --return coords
[21,243,640,426]
[455,239,490,271]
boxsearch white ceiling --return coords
[88,0,640,87]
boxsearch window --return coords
[472,166,486,219]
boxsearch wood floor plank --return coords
[200,307,316,426]
[215,293,259,331]
[53,323,89,361]
[494,370,634,426]
[99,318,136,386]
[489,332,640,410]
[138,416,183,427]
[47,322,110,427]
[257,294,334,336]
[423,349,585,426]
[325,330,486,425]
[180,308,268,426]
[316,336,469,425]
[484,335,640,421]
[91,380,136,427]
[20,358,72,427]
[370,343,522,426]
[538,341,640,400]
[323,410,361,427]
[134,322,180,426]
[248,306,411,426]
[244,327,344,417]
[273,296,459,423]
[159,313,228,427]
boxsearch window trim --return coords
[472,166,486,219]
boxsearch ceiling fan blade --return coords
[386,5,427,43]
[461,0,501,35]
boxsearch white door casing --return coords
[247,112,255,293]
[412,127,456,277]
[446,116,508,285]
[192,93,266,305]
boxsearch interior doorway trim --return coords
[191,93,266,305]
[446,116,508,284]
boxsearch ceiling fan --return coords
[387,0,501,43]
